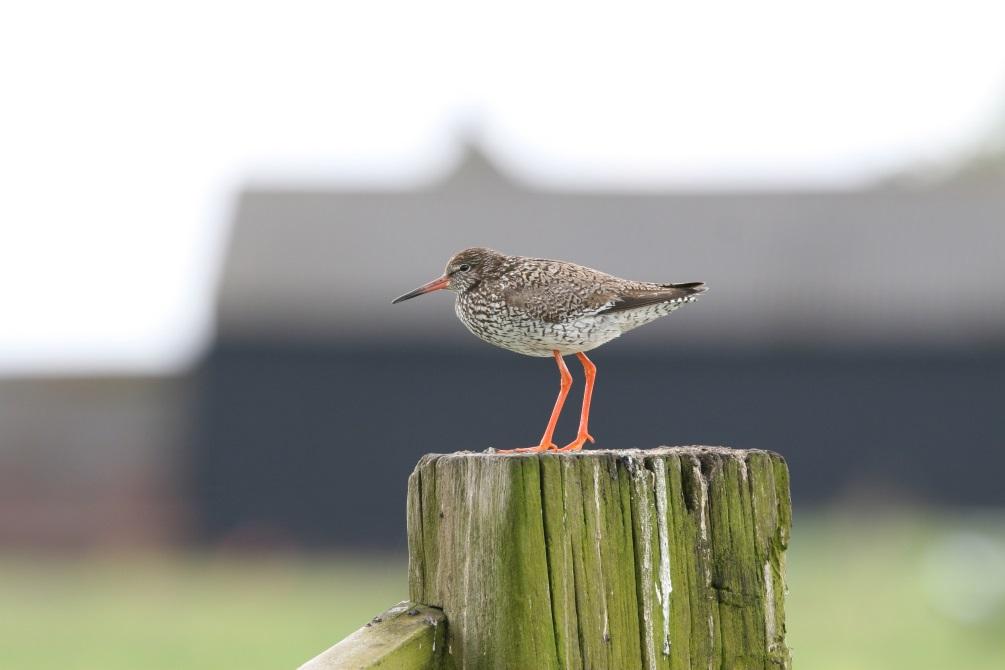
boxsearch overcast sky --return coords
[1,1,1004,375]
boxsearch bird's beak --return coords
[392,275,450,304]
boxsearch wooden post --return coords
[408,447,791,669]
[299,446,791,669]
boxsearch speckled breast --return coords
[454,292,623,357]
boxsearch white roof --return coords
[216,149,1005,348]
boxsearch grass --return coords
[1,510,1003,669]
[785,509,1005,670]
[0,554,405,670]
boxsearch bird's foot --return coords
[497,442,558,454]
[556,433,595,452]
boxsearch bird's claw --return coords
[497,442,558,454]
[556,433,595,452]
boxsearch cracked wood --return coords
[407,447,791,670]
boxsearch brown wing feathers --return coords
[598,282,707,315]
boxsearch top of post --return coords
[418,445,783,462]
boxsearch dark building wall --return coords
[189,343,1004,549]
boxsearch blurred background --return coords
[2,2,1004,668]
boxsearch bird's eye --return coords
[458,263,471,272]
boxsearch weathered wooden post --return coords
[301,446,791,670]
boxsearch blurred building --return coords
[191,145,1004,549]
[0,376,188,550]
[2,143,1003,551]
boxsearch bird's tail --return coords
[663,281,707,294]
[599,281,707,314]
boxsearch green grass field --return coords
[2,510,1003,669]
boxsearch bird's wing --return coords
[596,282,707,315]
[503,274,706,323]
[502,282,619,323]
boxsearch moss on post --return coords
[407,447,791,670]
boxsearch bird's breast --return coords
[454,291,622,357]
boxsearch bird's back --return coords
[455,255,705,357]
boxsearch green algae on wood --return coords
[407,447,791,670]
[298,601,445,670]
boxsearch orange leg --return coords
[498,350,571,454]
[556,352,597,452]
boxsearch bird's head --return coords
[392,247,503,304]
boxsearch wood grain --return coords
[407,447,791,670]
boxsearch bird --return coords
[392,248,706,453]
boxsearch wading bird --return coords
[392,248,706,453]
